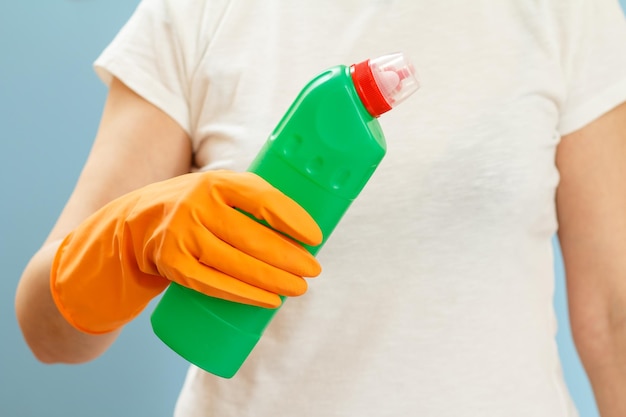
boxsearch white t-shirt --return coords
[94,1,626,416]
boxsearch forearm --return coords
[15,239,120,364]
[14,77,193,363]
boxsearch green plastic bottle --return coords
[150,53,419,378]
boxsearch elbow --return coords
[15,263,110,365]
[19,326,105,366]
[17,319,107,365]
[15,299,103,366]
[21,326,95,365]
[30,346,64,365]
[15,248,118,366]
[17,326,67,365]
[33,344,101,365]
[571,321,609,364]
[16,314,90,366]
[36,352,95,366]
[570,311,625,368]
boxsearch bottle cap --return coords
[350,52,420,117]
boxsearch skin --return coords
[15,76,626,415]
[556,100,626,417]
[15,77,192,363]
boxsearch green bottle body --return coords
[151,65,387,378]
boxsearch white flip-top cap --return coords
[350,52,420,117]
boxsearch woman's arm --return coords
[556,101,626,417]
[15,77,192,364]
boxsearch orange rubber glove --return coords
[50,170,323,334]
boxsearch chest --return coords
[188,0,564,233]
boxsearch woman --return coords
[15,0,626,415]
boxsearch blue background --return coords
[1,1,625,416]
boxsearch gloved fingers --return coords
[154,227,313,298]
[208,171,323,246]
[165,260,283,308]
[191,228,312,297]
[209,206,321,277]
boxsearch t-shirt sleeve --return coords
[93,0,196,135]
[558,0,626,135]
